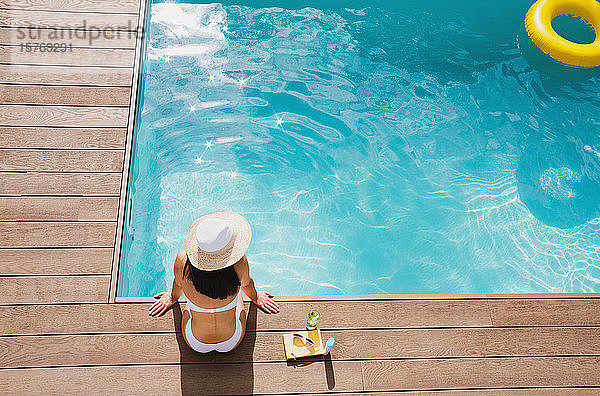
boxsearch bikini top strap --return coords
[187,289,240,313]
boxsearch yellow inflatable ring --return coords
[525,0,600,67]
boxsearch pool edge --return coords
[109,0,151,303]
[115,292,600,303]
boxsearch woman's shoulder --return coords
[174,250,187,276]
[233,255,249,273]
[176,250,187,264]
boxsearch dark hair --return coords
[183,257,240,300]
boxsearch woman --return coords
[149,212,279,353]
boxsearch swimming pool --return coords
[117,0,600,297]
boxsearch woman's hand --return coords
[254,291,279,314]
[149,292,177,317]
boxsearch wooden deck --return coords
[1,0,600,394]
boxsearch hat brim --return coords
[185,212,251,271]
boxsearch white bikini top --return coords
[186,289,241,313]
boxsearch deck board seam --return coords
[0,7,140,16]
[0,24,140,33]
[0,125,128,128]
[4,323,600,333]
[2,220,116,223]
[0,247,115,251]
[359,386,600,393]
[0,194,120,197]
[485,299,494,326]
[3,324,600,335]
[360,360,366,392]
[0,45,136,51]
[0,148,125,151]
[0,246,117,250]
[0,195,121,197]
[0,170,123,174]
[0,147,127,151]
[4,356,600,371]
[0,273,111,278]
[0,148,125,152]
[0,82,131,88]
[0,124,128,127]
[1,43,136,50]
[0,103,130,108]
[0,62,133,69]
[0,63,133,70]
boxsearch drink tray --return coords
[282,329,325,360]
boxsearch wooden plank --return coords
[0,127,126,149]
[0,197,119,220]
[4,327,600,369]
[0,105,128,127]
[0,45,135,67]
[362,357,600,391]
[0,172,121,196]
[249,300,492,329]
[0,221,116,247]
[0,0,140,13]
[0,84,131,106]
[0,303,178,336]
[0,64,132,86]
[418,390,600,395]
[0,247,112,275]
[0,361,363,394]
[218,327,600,364]
[0,300,492,336]
[0,149,124,172]
[0,333,213,368]
[489,299,600,327]
[0,9,139,30]
[0,275,109,304]
[0,27,137,48]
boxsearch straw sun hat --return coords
[185,212,252,271]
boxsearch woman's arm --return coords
[236,255,279,314]
[148,250,186,317]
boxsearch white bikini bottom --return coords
[184,316,243,353]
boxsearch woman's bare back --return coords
[176,254,245,343]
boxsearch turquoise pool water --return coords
[118,0,600,297]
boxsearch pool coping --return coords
[109,0,150,303]
[115,292,600,303]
